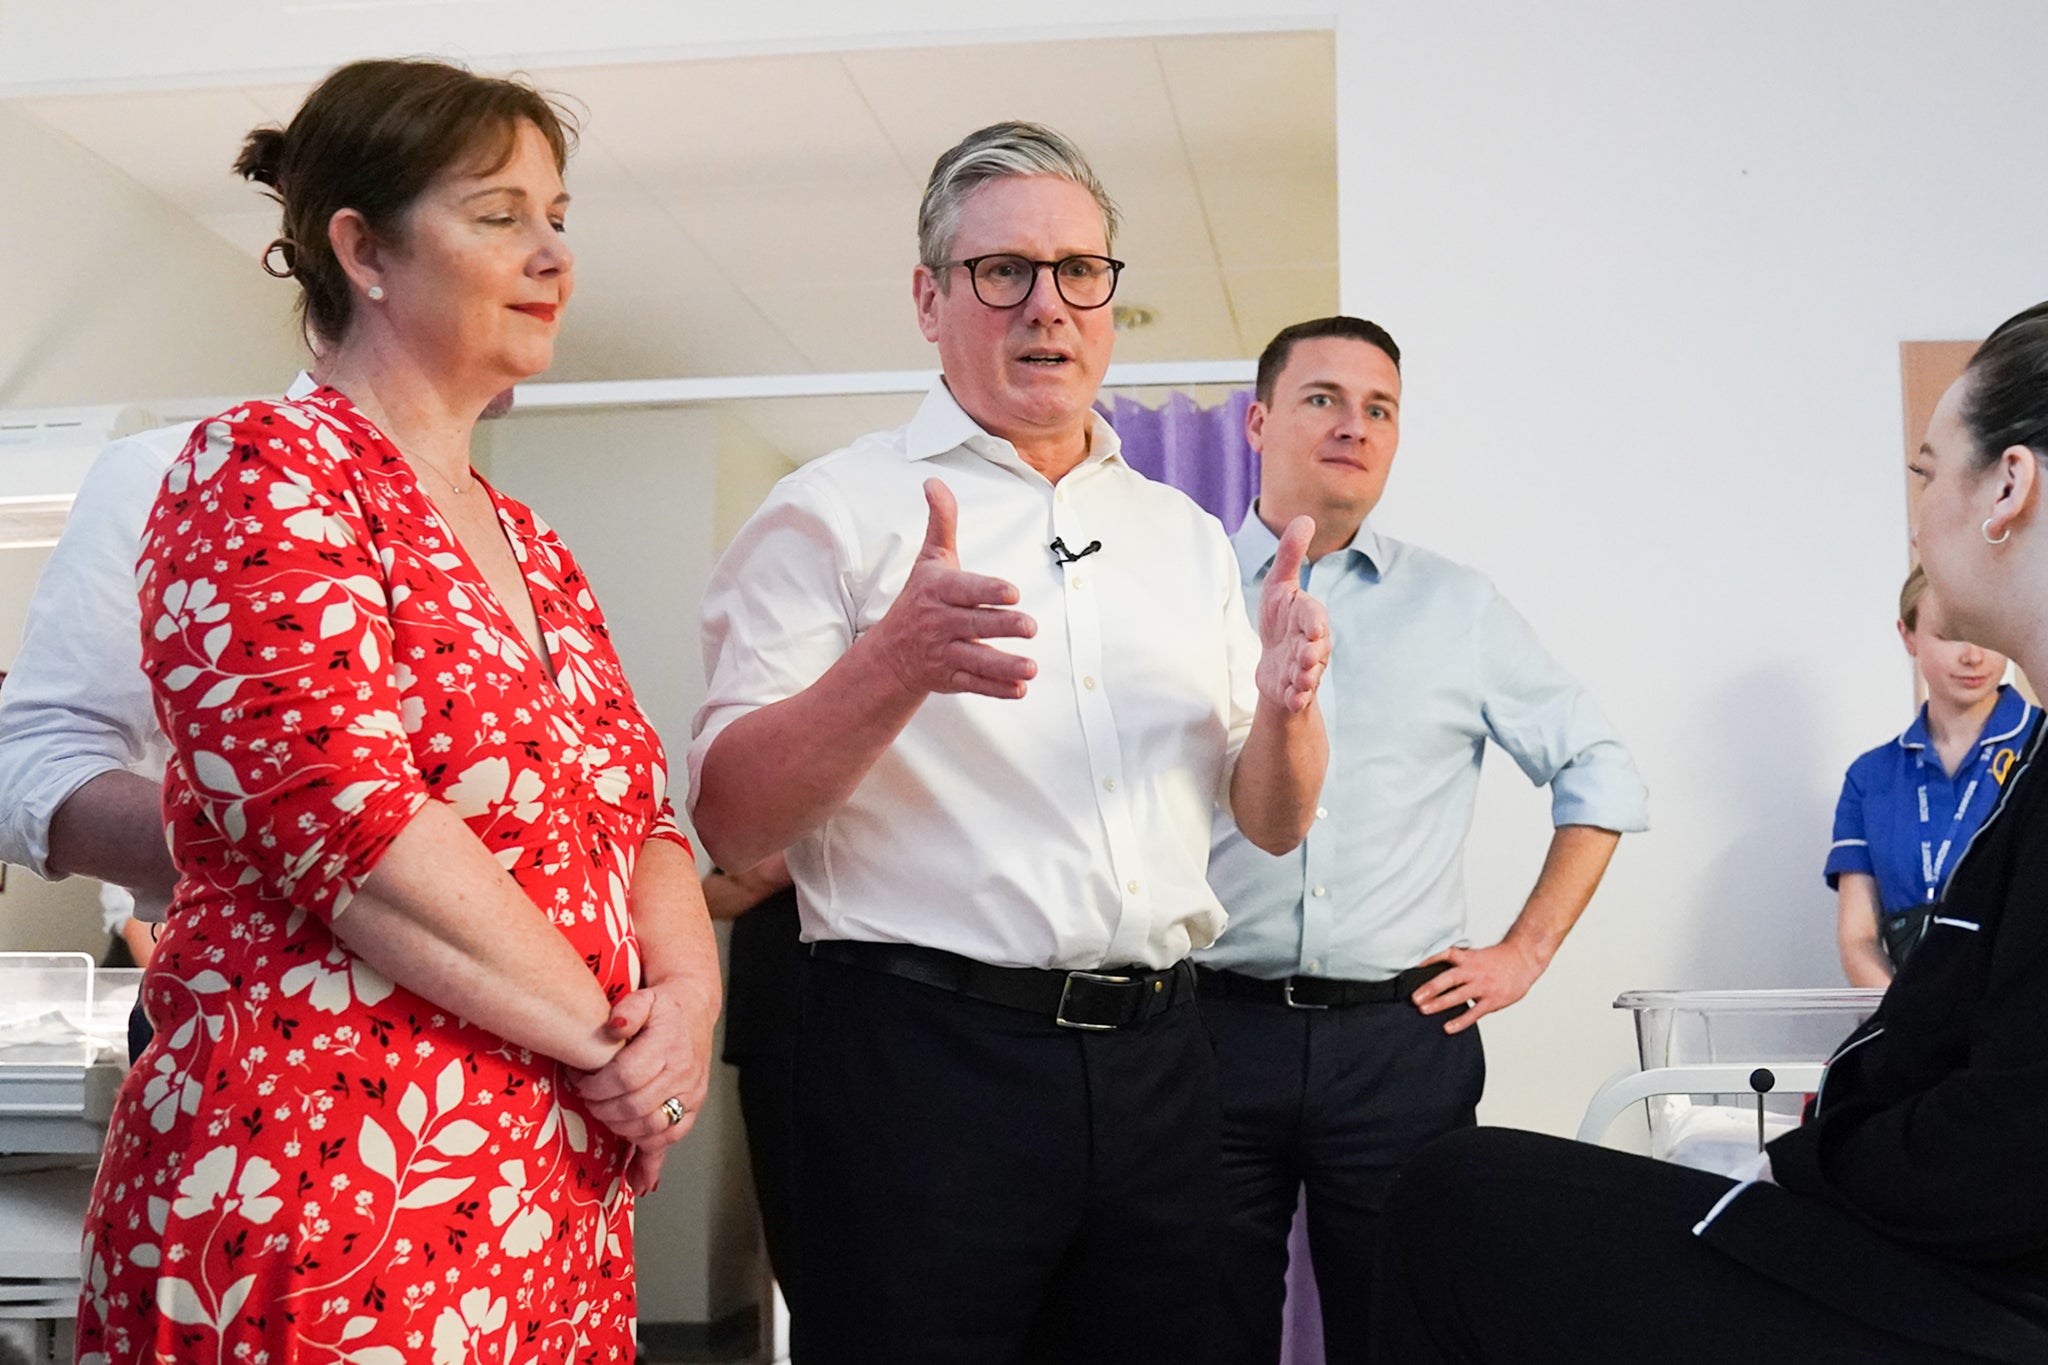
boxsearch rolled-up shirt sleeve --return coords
[0,431,180,878]
[687,470,861,813]
[1477,590,1648,833]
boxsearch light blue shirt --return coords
[1200,509,1650,981]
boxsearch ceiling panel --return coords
[8,32,1337,463]
[743,279,931,373]
[546,54,910,191]
[554,203,727,294]
[543,285,808,381]
[655,180,920,293]
[24,88,275,217]
[1156,31,1336,162]
[1104,265,1242,362]
[1224,265,1344,357]
[1196,163,1339,272]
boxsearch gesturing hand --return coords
[1255,516,1331,713]
[870,478,1038,700]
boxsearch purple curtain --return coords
[1101,389,1258,532]
[1102,387,1326,1365]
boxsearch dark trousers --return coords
[1370,1127,2020,1364]
[1203,991,1482,1365]
[735,1060,799,1337]
[792,953,1222,1365]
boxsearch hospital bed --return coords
[1577,988,1883,1175]
[0,953,137,1363]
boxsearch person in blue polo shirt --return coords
[1825,564,2035,985]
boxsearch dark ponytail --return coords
[1962,302,2048,469]
[232,126,286,190]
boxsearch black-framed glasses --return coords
[941,254,1126,310]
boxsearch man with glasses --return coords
[1198,316,1648,1363]
[690,122,1331,1365]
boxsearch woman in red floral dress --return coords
[76,60,719,1365]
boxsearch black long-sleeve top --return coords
[1703,717,2048,1359]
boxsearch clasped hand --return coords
[870,478,1038,699]
[1255,516,1331,712]
[572,979,716,1195]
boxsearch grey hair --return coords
[917,121,1121,272]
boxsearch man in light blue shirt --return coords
[1197,316,1648,1363]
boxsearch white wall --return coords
[1327,0,2048,1135]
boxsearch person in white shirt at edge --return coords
[1194,317,1649,1363]
[0,384,322,998]
[688,121,1330,1365]
[0,375,512,1058]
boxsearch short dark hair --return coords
[235,58,577,346]
[1960,301,2048,471]
[1255,316,1401,405]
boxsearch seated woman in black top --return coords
[1370,302,2048,1365]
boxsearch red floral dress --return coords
[78,389,688,1365]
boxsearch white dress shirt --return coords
[0,375,314,922]
[690,381,1260,971]
[1201,511,1649,981]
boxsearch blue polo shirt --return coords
[1825,684,2037,917]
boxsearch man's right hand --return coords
[869,478,1037,699]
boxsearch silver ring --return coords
[660,1096,686,1127]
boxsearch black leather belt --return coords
[809,939,1194,1031]
[1195,960,1451,1010]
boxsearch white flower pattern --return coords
[79,391,682,1364]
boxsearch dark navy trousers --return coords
[1203,989,1483,1364]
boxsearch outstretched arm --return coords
[692,478,1037,870]
[1412,824,1621,1034]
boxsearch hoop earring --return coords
[367,285,386,302]
[261,238,297,279]
[1983,516,2012,546]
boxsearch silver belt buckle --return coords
[1056,970,1133,1030]
[1282,980,1329,1011]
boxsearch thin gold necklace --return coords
[408,451,473,497]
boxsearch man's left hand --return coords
[1256,516,1331,713]
[1412,940,1546,1034]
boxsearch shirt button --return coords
[1306,961,1321,974]
[1071,574,1084,589]
[1082,676,1097,690]
[1315,806,1329,820]
[1126,879,1140,895]
[1311,885,1327,898]
[1103,778,1117,792]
